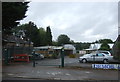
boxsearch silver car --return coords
[34,53,44,60]
[79,53,113,63]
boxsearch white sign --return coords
[92,64,120,69]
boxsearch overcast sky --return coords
[20,1,118,42]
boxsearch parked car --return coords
[39,54,44,59]
[97,50,112,56]
[79,53,113,63]
[33,53,44,60]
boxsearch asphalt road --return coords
[2,57,119,80]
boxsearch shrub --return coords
[52,54,58,59]
[69,54,76,58]
[45,54,52,58]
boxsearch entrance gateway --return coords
[32,46,65,67]
[3,45,77,67]
[33,45,76,67]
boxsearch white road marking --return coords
[31,70,34,73]
[47,72,62,76]
[85,71,91,74]
[54,78,61,80]
[58,72,62,74]
[8,74,14,76]
[37,71,40,73]
[47,72,50,74]
[16,76,28,78]
[51,73,56,76]
[65,73,71,76]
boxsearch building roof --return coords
[54,47,63,49]
[34,46,63,50]
[63,44,76,50]
[3,35,24,43]
[3,35,33,44]
[34,44,76,50]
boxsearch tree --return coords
[52,41,58,46]
[97,39,113,43]
[70,40,75,44]
[112,35,120,61]
[57,34,70,45]
[2,2,29,36]
[29,22,40,47]
[39,28,46,46]
[46,26,52,45]
[99,42,110,51]
[12,21,41,47]
[12,23,28,39]
[74,42,90,50]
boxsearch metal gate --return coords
[2,46,65,67]
[32,49,65,68]
[2,46,33,65]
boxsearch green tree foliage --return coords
[46,26,52,45]
[39,28,46,46]
[13,23,29,40]
[74,42,90,50]
[99,42,110,51]
[116,42,120,49]
[2,2,29,35]
[29,22,40,47]
[112,35,120,60]
[12,22,40,47]
[95,39,113,43]
[57,34,70,45]
[13,24,53,47]
[70,40,75,44]
[52,41,58,46]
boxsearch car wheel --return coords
[82,59,87,63]
[103,59,109,64]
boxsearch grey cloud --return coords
[20,2,118,42]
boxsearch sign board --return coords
[92,64,120,69]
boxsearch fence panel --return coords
[2,46,33,65]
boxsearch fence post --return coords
[61,48,64,67]
[4,48,9,65]
[32,50,36,67]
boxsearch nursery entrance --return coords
[32,47,65,67]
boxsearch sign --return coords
[92,64,120,69]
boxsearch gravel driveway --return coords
[2,57,119,80]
